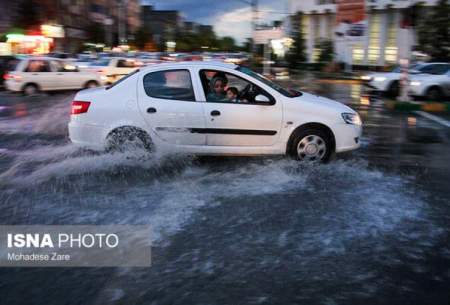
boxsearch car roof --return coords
[20,56,62,61]
[140,61,237,72]
[421,62,449,66]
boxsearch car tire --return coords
[426,87,442,101]
[387,81,399,98]
[85,80,99,89]
[106,127,153,153]
[289,128,332,162]
[23,84,39,96]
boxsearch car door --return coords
[196,68,282,146]
[137,68,206,145]
[50,60,79,89]
[24,60,54,90]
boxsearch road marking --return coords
[414,111,450,128]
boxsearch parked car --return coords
[69,62,362,162]
[4,57,105,95]
[409,63,450,100]
[84,57,140,84]
[0,55,19,89]
[362,62,447,97]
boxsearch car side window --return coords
[25,60,51,72]
[51,60,64,72]
[420,64,449,75]
[143,69,195,101]
[199,69,274,105]
[117,59,135,68]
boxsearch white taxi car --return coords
[4,57,105,95]
[69,62,362,161]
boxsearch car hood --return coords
[296,92,356,114]
[369,72,397,78]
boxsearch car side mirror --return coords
[254,94,270,103]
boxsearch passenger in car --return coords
[207,76,227,102]
[226,87,239,102]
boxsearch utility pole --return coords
[251,0,258,66]
[118,0,127,45]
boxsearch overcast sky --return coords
[141,0,290,44]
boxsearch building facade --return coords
[290,0,440,66]
[0,0,141,53]
[141,5,182,46]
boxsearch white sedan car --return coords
[409,64,450,100]
[69,62,362,161]
[83,57,140,85]
[362,62,447,97]
[4,57,105,95]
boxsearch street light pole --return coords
[251,0,258,66]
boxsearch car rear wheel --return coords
[426,87,442,101]
[290,129,332,162]
[388,81,399,98]
[85,80,99,89]
[23,84,39,96]
[106,127,153,153]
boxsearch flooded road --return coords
[0,83,449,305]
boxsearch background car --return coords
[83,57,140,84]
[409,63,450,100]
[4,57,105,95]
[362,62,447,97]
[0,55,19,89]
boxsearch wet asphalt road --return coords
[0,81,449,305]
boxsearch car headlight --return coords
[360,75,372,81]
[410,81,421,86]
[374,76,386,82]
[342,113,362,125]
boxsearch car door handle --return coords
[147,107,157,113]
[210,110,221,116]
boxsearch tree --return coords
[317,39,334,62]
[286,12,307,68]
[14,0,41,31]
[218,36,237,51]
[416,0,450,61]
[134,27,153,50]
[85,23,105,44]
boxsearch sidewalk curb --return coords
[317,79,362,84]
[385,100,450,113]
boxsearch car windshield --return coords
[89,59,110,66]
[236,66,301,97]
[391,64,421,73]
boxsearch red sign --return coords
[336,0,366,24]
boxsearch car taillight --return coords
[4,74,21,81]
[71,101,91,115]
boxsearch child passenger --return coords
[226,87,239,102]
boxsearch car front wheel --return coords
[426,87,442,101]
[290,129,332,162]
